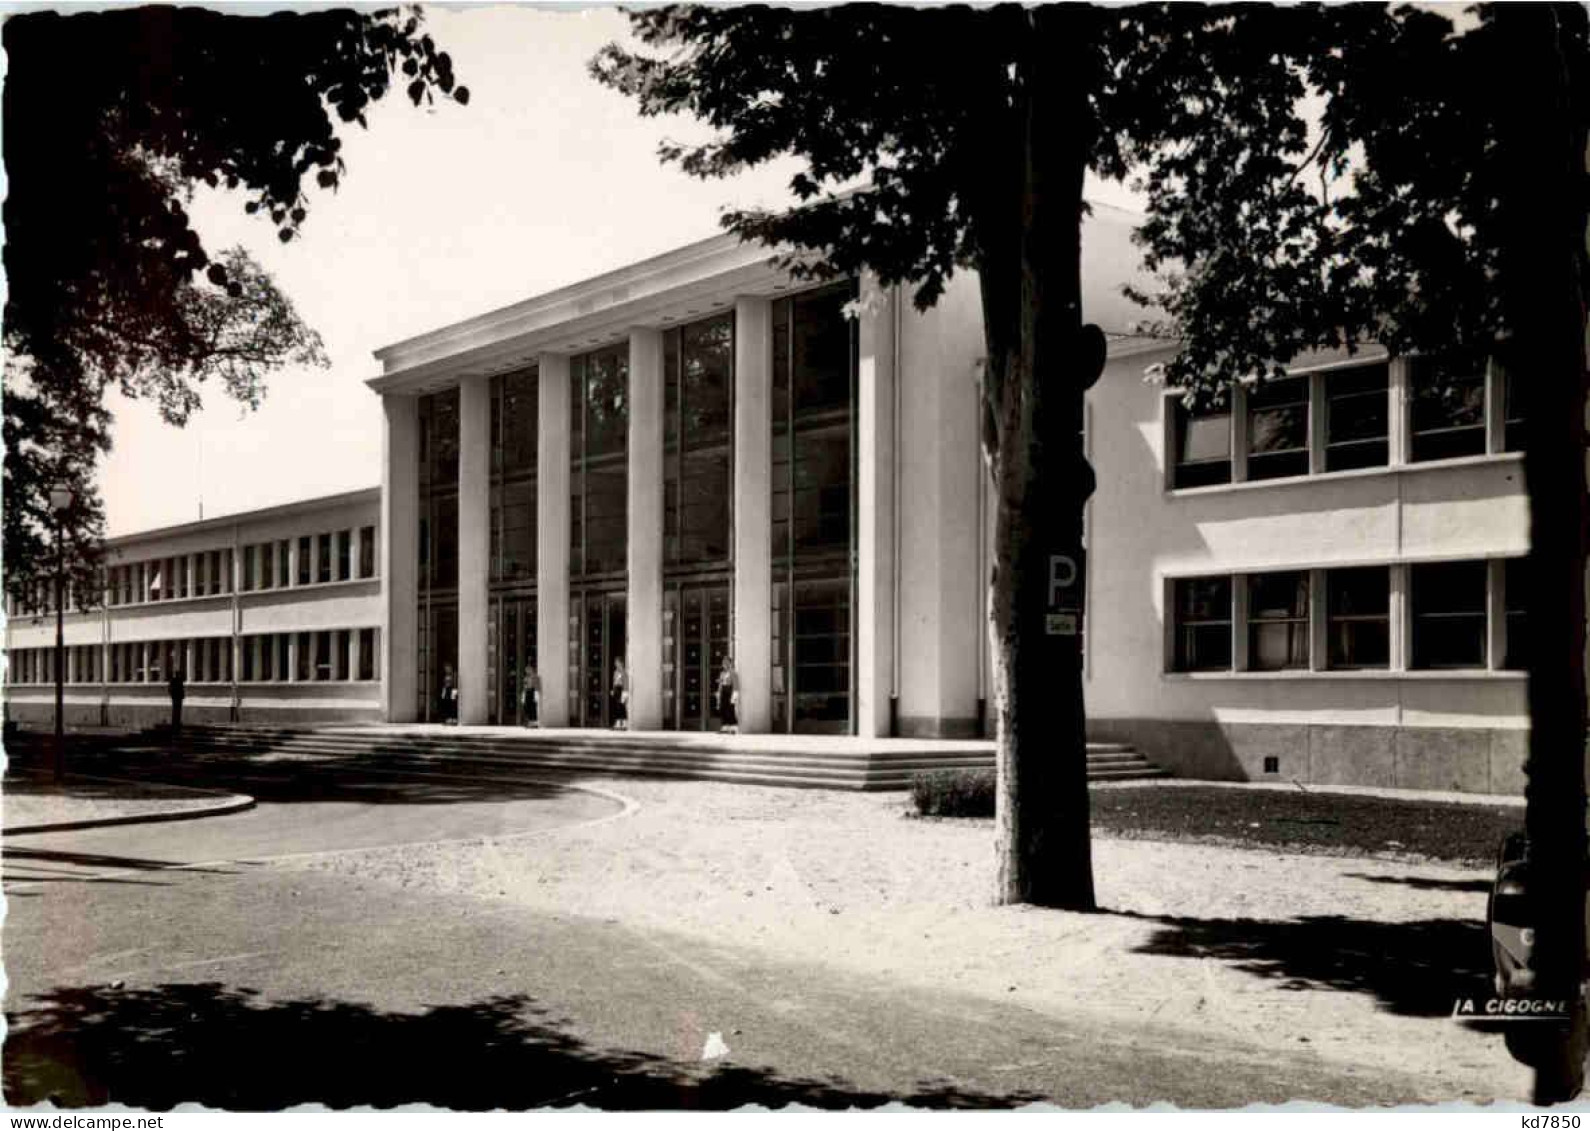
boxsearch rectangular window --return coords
[1248,571,1310,671]
[315,631,332,682]
[337,531,351,582]
[1172,398,1231,488]
[260,544,275,590]
[1172,576,1233,671]
[359,627,377,681]
[1245,378,1309,481]
[277,541,290,587]
[1504,557,1528,670]
[334,629,349,680]
[1325,364,1390,471]
[298,536,312,585]
[1326,567,1390,669]
[1503,370,1525,453]
[242,546,256,591]
[177,556,189,599]
[317,534,333,583]
[240,637,254,682]
[1411,560,1488,669]
[360,526,376,578]
[1410,355,1487,462]
[297,632,312,681]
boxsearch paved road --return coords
[3,773,1448,1110]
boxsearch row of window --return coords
[239,527,377,592]
[1170,559,1527,674]
[7,629,381,685]
[1171,358,1523,489]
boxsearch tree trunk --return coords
[986,8,1098,910]
[1495,5,1590,1104]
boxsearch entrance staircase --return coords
[146,723,1167,792]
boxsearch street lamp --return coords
[48,483,73,784]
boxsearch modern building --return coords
[4,488,382,728]
[5,202,1531,793]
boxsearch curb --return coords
[4,774,257,836]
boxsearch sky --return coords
[95,4,1145,537]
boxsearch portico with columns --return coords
[367,229,993,740]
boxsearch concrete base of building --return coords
[1087,717,1527,797]
[5,689,383,732]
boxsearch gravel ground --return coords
[3,773,249,831]
[278,777,1530,1103]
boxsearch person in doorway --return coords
[167,666,186,734]
[716,654,739,734]
[439,666,459,725]
[522,664,541,728]
[611,657,628,730]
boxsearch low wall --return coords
[1088,717,1526,796]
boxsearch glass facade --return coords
[568,344,629,727]
[417,389,460,719]
[770,281,858,734]
[662,313,734,730]
[488,368,538,724]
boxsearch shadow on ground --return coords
[8,753,576,808]
[1123,910,1490,1018]
[4,983,1042,1111]
[1341,872,1492,895]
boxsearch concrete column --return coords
[855,274,897,738]
[1390,564,1409,672]
[1487,558,1507,671]
[184,639,196,682]
[732,297,773,732]
[288,537,300,589]
[1308,568,1329,671]
[457,374,492,725]
[537,354,573,727]
[346,628,360,684]
[895,281,984,737]
[1230,385,1250,483]
[1388,359,1410,467]
[1485,360,1508,455]
[287,633,299,684]
[626,328,665,730]
[382,394,421,722]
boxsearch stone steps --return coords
[151,724,1168,791]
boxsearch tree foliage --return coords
[2,5,468,605]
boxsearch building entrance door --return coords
[489,596,537,726]
[569,590,626,727]
[663,581,730,730]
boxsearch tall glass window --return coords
[665,313,733,567]
[416,389,461,718]
[491,369,538,585]
[570,345,628,579]
[771,281,858,734]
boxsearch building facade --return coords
[5,203,1530,793]
[5,488,383,728]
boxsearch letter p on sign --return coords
[1048,554,1078,605]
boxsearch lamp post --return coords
[48,483,73,784]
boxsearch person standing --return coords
[521,663,541,728]
[439,666,459,725]
[167,666,186,734]
[610,657,628,730]
[715,654,739,734]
